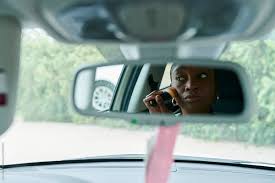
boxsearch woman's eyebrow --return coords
[174,67,188,73]
[174,71,186,76]
[197,69,211,73]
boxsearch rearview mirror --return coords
[72,59,255,126]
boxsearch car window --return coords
[93,65,124,111]
[159,63,172,89]
[3,28,275,166]
[6,29,150,164]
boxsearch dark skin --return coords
[143,66,216,115]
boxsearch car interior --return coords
[115,63,244,114]
[0,0,275,183]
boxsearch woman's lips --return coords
[184,95,202,102]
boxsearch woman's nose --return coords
[185,79,198,91]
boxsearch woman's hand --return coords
[143,87,182,114]
[143,90,171,113]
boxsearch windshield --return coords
[2,29,275,165]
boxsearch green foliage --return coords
[17,31,105,123]
[222,41,275,144]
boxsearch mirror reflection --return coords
[92,65,124,111]
[74,63,244,116]
[145,65,226,115]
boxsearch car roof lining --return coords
[3,0,275,43]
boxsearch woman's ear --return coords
[172,98,177,106]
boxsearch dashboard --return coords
[1,160,275,183]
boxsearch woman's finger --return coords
[155,95,170,113]
[144,95,158,103]
[146,90,163,98]
[143,97,161,113]
[144,90,164,107]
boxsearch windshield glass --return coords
[3,29,275,165]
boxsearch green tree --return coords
[18,30,105,122]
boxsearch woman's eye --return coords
[176,76,186,81]
[199,73,208,79]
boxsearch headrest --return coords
[212,69,244,114]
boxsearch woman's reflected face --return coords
[171,66,216,114]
